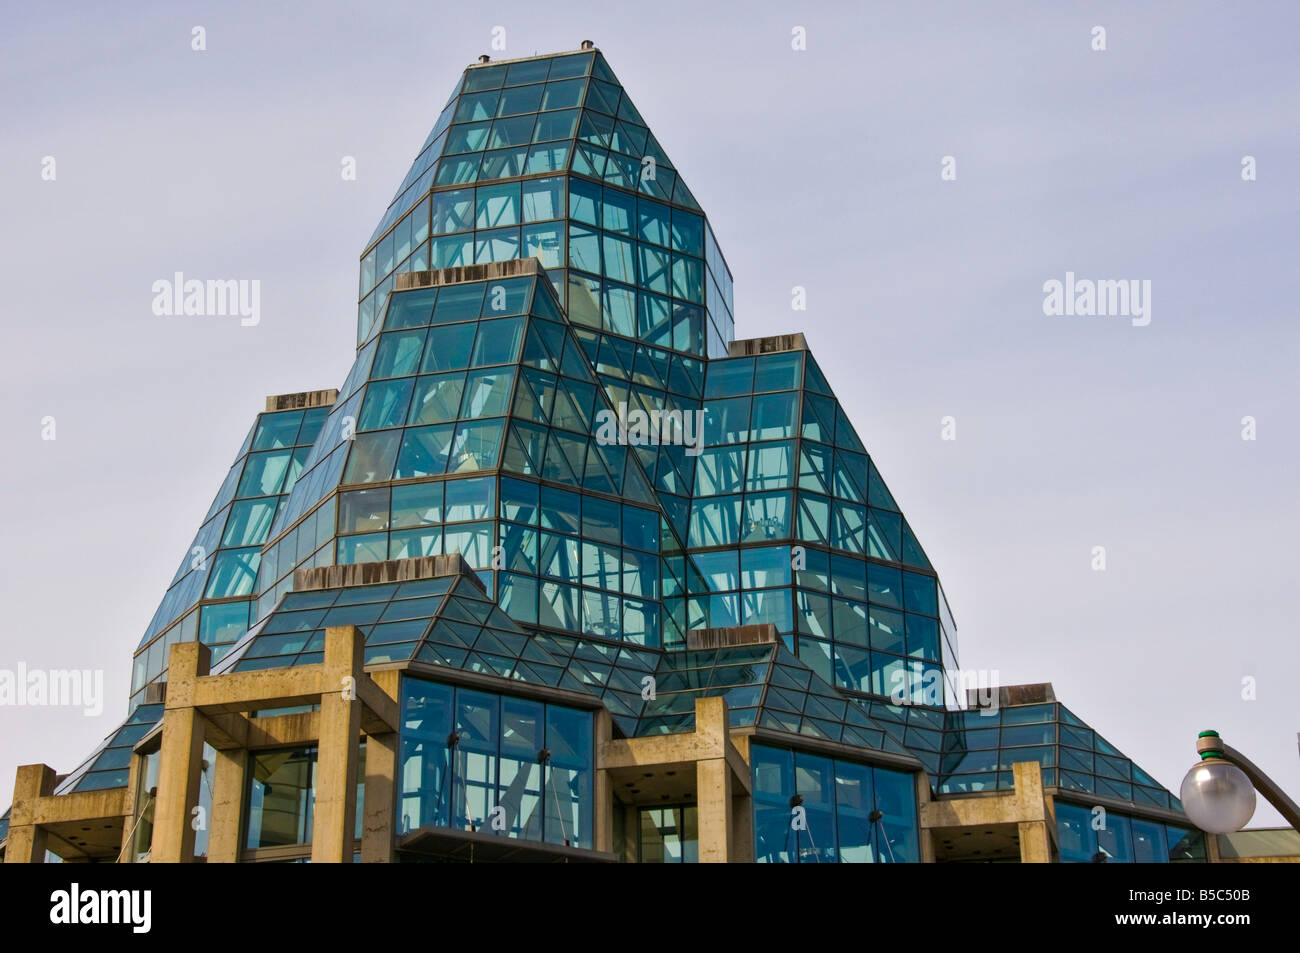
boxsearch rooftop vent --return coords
[477,54,490,64]
[580,40,594,50]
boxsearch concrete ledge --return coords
[727,333,807,356]
[395,257,543,291]
[293,554,481,593]
[265,389,338,413]
[966,682,1056,709]
[686,623,777,650]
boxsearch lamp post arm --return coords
[1220,744,1300,831]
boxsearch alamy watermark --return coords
[890,665,1001,713]
[50,883,150,933]
[0,663,103,716]
[151,272,260,326]
[594,402,705,456]
[1042,271,1151,327]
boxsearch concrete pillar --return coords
[360,668,399,863]
[207,747,247,863]
[311,626,362,863]
[361,730,397,863]
[1207,832,1223,863]
[728,733,753,863]
[915,772,937,863]
[730,788,754,863]
[153,642,210,863]
[696,758,732,862]
[621,804,640,862]
[693,697,732,863]
[593,709,614,854]
[1018,819,1053,863]
[4,764,57,863]
[1012,761,1053,863]
[117,751,147,863]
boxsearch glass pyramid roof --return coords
[0,47,1187,836]
[938,701,1182,812]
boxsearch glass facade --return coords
[751,743,920,863]
[129,406,329,706]
[639,805,698,862]
[940,701,1182,811]
[399,676,594,849]
[247,747,318,849]
[357,50,734,360]
[1055,800,1207,863]
[245,744,366,851]
[5,46,1211,867]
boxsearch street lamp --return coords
[1180,730,1300,835]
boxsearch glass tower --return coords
[3,47,1200,865]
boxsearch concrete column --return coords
[207,747,247,863]
[1012,761,1054,863]
[730,788,754,863]
[728,733,753,863]
[696,758,732,862]
[1207,832,1223,863]
[4,764,57,863]
[621,804,640,862]
[1018,819,1053,863]
[153,642,210,863]
[360,668,399,863]
[915,772,937,863]
[692,697,734,863]
[593,708,614,854]
[361,730,397,863]
[311,626,362,863]
[117,751,147,862]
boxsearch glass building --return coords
[2,44,1261,865]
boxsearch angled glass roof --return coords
[367,50,700,260]
[128,404,330,709]
[938,701,1181,812]
[355,48,734,359]
[52,703,164,796]
[636,640,915,761]
[220,572,661,737]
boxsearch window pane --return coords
[421,323,477,373]
[394,424,456,478]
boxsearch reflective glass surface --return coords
[399,675,593,848]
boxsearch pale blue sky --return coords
[2,1,1296,825]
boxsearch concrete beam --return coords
[32,788,126,826]
[245,711,320,749]
[600,732,725,770]
[922,761,1056,864]
[354,675,399,734]
[203,711,251,750]
[192,665,325,714]
[921,761,1050,830]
